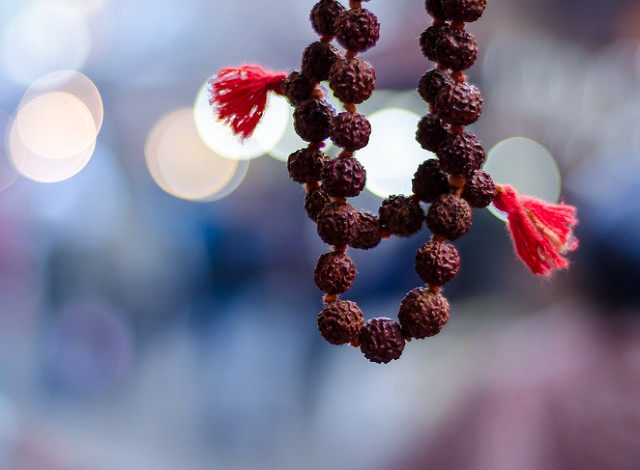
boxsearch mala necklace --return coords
[209,0,579,364]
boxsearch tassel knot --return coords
[208,65,288,139]
[493,184,578,277]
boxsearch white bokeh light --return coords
[21,70,104,135]
[485,137,562,219]
[357,108,431,198]
[8,114,96,183]
[146,108,249,201]
[1,2,92,86]
[15,92,96,160]
[194,79,289,160]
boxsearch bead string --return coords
[280,0,575,364]
[208,1,579,364]
[284,0,494,363]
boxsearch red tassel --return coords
[492,184,578,277]
[208,65,288,139]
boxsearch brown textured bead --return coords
[360,318,405,364]
[437,131,485,178]
[379,195,425,237]
[461,169,496,208]
[426,193,472,240]
[317,201,358,247]
[416,113,451,153]
[314,251,357,295]
[329,58,376,105]
[425,0,446,20]
[415,240,460,286]
[330,112,371,151]
[304,187,331,221]
[287,147,329,184]
[317,299,363,345]
[335,8,380,53]
[350,211,382,250]
[310,0,346,37]
[293,99,335,142]
[419,24,451,63]
[435,81,483,127]
[412,158,450,203]
[398,287,450,339]
[418,68,453,106]
[301,41,341,83]
[434,28,478,71]
[322,157,366,198]
[444,0,487,23]
[282,71,314,107]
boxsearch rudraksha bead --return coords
[412,159,450,203]
[398,287,450,339]
[335,8,380,53]
[425,0,446,20]
[310,0,346,37]
[426,193,472,240]
[330,112,371,151]
[435,81,483,127]
[359,318,405,364]
[304,187,331,221]
[287,147,329,184]
[293,99,335,142]
[321,157,367,198]
[414,239,460,286]
[416,113,451,153]
[301,41,341,83]
[316,201,358,247]
[314,251,357,294]
[461,169,496,208]
[419,24,451,63]
[434,27,478,71]
[437,131,485,178]
[379,195,425,237]
[350,211,382,250]
[444,0,487,23]
[329,58,376,104]
[317,300,363,345]
[282,71,314,107]
[418,68,453,106]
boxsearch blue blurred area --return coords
[1,0,640,469]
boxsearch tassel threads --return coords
[493,184,578,277]
[208,65,288,139]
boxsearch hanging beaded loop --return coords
[208,0,579,364]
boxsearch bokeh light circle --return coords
[20,70,104,135]
[268,115,304,163]
[15,92,96,160]
[0,2,92,86]
[6,71,103,183]
[146,108,249,201]
[357,108,430,198]
[484,137,562,220]
[194,79,289,160]
[8,114,96,183]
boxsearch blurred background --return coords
[1,0,640,468]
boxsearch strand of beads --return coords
[322,1,414,364]
[401,0,496,341]
[286,1,408,363]
[211,1,578,365]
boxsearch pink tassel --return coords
[208,65,287,139]
[493,184,578,277]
